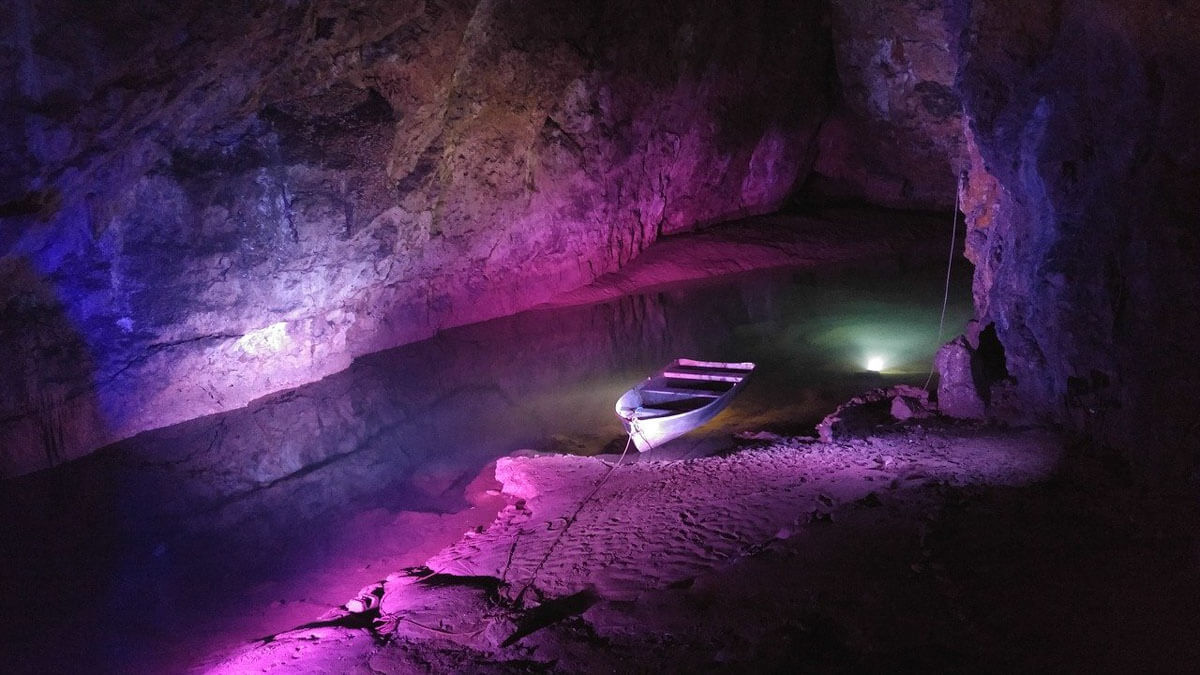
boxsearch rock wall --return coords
[0,0,831,476]
[805,0,965,210]
[952,0,1200,475]
[16,0,1193,480]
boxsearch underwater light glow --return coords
[865,355,886,372]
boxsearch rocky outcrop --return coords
[0,0,831,475]
[815,384,934,442]
[13,0,1193,481]
[933,336,985,420]
[952,0,1200,474]
[805,0,965,210]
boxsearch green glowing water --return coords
[517,260,974,456]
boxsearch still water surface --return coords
[1,259,971,670]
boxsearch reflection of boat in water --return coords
[615,358,755,452]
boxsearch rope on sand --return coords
[512,422,637,607]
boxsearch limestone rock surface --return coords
[806,0,965,210]
[933,336,985,420]
[816,384,933,442]
[953,0,1200,473]
[0,0,831,475]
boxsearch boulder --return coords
[934,336,986,420]
[890,392,932,422]
[804,0,965,210]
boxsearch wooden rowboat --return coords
[615,358,755,452]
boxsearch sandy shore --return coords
[207,420,1200,672]
[207,422,1152,672]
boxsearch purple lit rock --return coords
[890,391,933,422]
[0,1,831,475]
[805,0,965,210]
[934,336,985,420]
[953,0,1200,471]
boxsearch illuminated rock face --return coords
[0,1,831,475]
[954,0,1200,473]
[9,0,1192,478]
[806,0,965,210]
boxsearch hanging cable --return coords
[923,171,966,392]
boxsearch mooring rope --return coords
[512,420,637,607]
[923,172,966,392]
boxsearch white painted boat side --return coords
[615,358,755,451]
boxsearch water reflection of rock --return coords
[93,261,970,558]
[0,285,725,669]
[94,287,749,554]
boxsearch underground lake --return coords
[1,255,971,672]
[6,1,1200,670]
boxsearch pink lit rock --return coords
[816,384,932,441]
[806,0,965,210]
[890,391,932,421]
[0,1,832,475]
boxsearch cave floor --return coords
[205,423,1200,673]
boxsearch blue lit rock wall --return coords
[0,1,831,475]
[953,0,1200,475]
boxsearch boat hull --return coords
[615,358,754,451]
